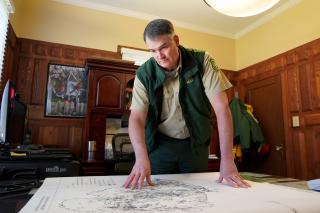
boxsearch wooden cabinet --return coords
[208,158,220,172]
[82,58,137,174]
[93,71,124,113]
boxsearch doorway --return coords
[245,74,286,176]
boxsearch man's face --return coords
[145,34,180,71]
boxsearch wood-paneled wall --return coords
[3,23,319,179]
[18,39,122,159]
[2,24,122,159]
[237,38,320,179]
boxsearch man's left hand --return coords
[217,159,251,188]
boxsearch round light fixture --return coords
[204,0,280,17]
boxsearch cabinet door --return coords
[94,70,125,113]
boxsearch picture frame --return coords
[45,64,87,117]
[118,45,151,66]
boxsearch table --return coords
[19,172,320,213]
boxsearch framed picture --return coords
[45,64,87,117]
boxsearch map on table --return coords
[20,173,320,213]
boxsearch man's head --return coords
[143,19,180,71]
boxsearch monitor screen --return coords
[0,80,27,145]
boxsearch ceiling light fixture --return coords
[204,0,280,17]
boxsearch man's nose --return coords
[156,51,165,59]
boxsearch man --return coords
[123,19,250,189]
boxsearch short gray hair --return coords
[143,19,174,42]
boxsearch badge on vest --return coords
[186,78,194,84]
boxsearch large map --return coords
[20,173,320,213]
[60,179,215,213]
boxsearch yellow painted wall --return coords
[236,0,320,70]
[9,0,236,70]
[9,0,320,71]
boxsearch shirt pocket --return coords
[161,88,173,121]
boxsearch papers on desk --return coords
[20,173,320,213]
[308,179,320,191]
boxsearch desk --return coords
[240,172,309,190]
[0,181,39,213]
[6,173,311,212]
[0,193,32,213]
[19,173,320,213]
[0,157,79,212]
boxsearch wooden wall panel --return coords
[305,114,320,126]
[313,56,320,110]
[291,130,307,179]
[68,127,84,159]
[265,55,285,72]
[238,37,320,180]
[16,56,35,103]
[29,125,81,158]
[222,70,238,101]
[28,105,45,120]
[285,50,298,66]
[299,62,313,111]
[32,59,48,105]
[297,45,313,62]
[286,65,301,113]
[38,126,69,146]
[304,127,320,178]
[27,119,84,158]
[311,40,320,56]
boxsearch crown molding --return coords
[54,0,301,40]
[234,0,302,39]
[53,0,235,39]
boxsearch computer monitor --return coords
[0,80,27,146]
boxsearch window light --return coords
[0,0,14,83]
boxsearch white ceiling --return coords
[55,0,302,39]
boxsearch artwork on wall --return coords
[45,64,87,117]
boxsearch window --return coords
[119,46,151,66]
[0,0,14,82]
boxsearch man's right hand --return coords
[123,158,154,189]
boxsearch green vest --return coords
[136,46,213,153]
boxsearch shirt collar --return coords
[164,50,181,79]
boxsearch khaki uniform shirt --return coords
[131,52,232,139]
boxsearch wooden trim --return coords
[117,45,148,53]
[304,113,320,126]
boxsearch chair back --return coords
[112,133,135,162]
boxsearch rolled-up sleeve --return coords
[130,77,149,112]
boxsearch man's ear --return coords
[173,35,180,46]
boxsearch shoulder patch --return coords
[209,58,220,72]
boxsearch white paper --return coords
[20,173,320,213]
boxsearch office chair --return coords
[111,133,135,175]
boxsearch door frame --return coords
[238,69,290,176]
